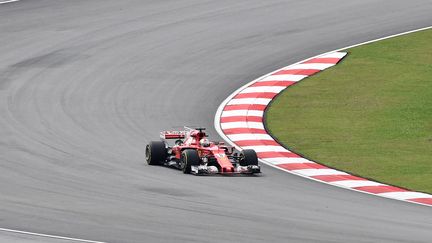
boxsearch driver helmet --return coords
[200,138,210,147]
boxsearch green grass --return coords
[266,29,432,193]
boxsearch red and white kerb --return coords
[217,51,432,207]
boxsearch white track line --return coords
[214,25,432,207]
[0,228,107,243]
[0,0,19,4]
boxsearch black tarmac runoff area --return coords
[0,0,431,242]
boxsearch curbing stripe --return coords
[330,180,384,188]
[223,104,267,111]
[234,92,278,99]
[250,81,295,87]
[220,121,264,130]
[220,116,263,123]
[227,98,272,105]
[220,110,264,117]
[226,133,271,141]
[235,140,280,146]
[260,74,307,82]
[240,86,287,93]
[293,168,349,176]
[263,157,313,165]
[312,174,365,182]
[354,185,407,193]
[241,145,288,153]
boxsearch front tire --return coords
[146,141,167,165]
[181,149,200,174]
[240,149,258,166]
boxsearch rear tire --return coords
[181,149,200,174]
[240,149,258,166]
[146,141,167,165]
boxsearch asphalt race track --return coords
[1,1,431,242]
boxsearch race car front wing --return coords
[190,164,260,175]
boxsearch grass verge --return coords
[266,29,432,193]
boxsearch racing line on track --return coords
[215,27,432,207]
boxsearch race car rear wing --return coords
[160,131,186,139]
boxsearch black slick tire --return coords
[146,141,167,165]
[240,149,258,166]
[181,149,200,174]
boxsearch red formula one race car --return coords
[145,127,260,175]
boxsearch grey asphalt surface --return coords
[0,0,431,242]
[0,230,82,243]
